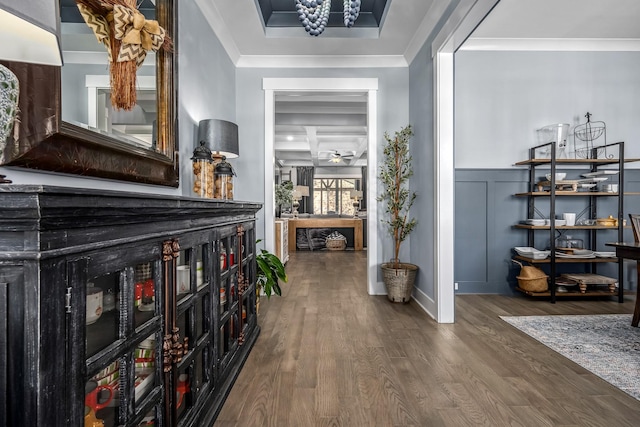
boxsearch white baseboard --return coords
[369,280,387,295]
[412,286,437,321]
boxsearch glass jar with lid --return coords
[191,141,215,198]
[556,235,583,250]
[214,157,235,200]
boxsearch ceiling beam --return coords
[348,137,368,166]
[306,126,320,167]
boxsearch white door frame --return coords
[85,75,156,128]
[263,78,379,294]
[431,0,501,322]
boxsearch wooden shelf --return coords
[514,158,640,166]
[513,224,618,230]
[515,191,617,197]
[516,287,620,297]
[513,255,617,264]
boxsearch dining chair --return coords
[627,214,640,326]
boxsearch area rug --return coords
[500,314,640,400]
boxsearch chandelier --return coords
[295,0,361,36]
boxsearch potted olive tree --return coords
[378,125,418,303]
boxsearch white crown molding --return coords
[195,0,241,64]
[263,77,378,91]
[460,37,640,51]
[236,55,408,68]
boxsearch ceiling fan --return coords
[323,150,355,163]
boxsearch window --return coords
[313,178,360,215]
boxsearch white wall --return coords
[455,51,640,168]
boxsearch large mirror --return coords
[0,0,177,186]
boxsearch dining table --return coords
[605,242,640,327]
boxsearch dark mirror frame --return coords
[0,0,178,187]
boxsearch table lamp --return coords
[350,190,363,217]
[1,0,63,183]
[292,185,309,217]
[197,119,239,164]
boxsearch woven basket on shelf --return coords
[512,260,548,292]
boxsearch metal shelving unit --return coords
[514,141,638,302]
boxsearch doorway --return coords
[263,78,379,294]
[431,0,501,322]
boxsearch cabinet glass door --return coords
[81,258,163,427]
[172,242,213,423]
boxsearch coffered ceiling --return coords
[274,91,368,168]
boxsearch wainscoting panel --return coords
[455,170,528,294]
[454,180,488,283]
[455,169,640,295]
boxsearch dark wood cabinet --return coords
[0,186,261,426]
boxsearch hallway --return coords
[215,251,639,426]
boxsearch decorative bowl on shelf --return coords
[596,216,617,227]
[514,247,550,259]
[579,183,597,189]
[545,173,567,181]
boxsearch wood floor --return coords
[215,251,640,426]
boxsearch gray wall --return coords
[234,67,410,274]
[455,51,640,168]
[454,50,640,294]
[455,169,640,294]
[408,39,436,299]
[178,0,237,197]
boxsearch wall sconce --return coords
[292,185,309,217]
[0,0,63,183]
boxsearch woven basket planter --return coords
[381,262,418,303]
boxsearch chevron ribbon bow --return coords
[77,3,113,62]
[112,5,165,68]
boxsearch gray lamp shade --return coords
[0,0,62,65]
[198,119,239,159]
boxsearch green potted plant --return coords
[274,181,293,217]
[255,240,287,309]
[377,125,418,303]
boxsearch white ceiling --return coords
[198,0,442,68]
[202,0,640,67]
[198,0,640,168]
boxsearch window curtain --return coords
[360,166,367,210]
[296,166,314,213]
